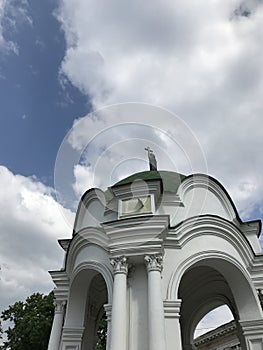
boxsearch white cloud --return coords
[0,166,74,313]
[55,0,263,335]
[56,0,263,227]
[56,0,262,107]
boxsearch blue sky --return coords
[0,0,89,184]
[0,0,263,338]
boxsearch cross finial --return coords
[145,147,157,171]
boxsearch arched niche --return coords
[176,257,262,350]
[64,266,109,350]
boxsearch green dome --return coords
[112,170,186,193]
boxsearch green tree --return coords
[0,292,54,350]
[96,314,107,350]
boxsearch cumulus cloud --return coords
[0,166,74,313]
[57,0,263,106]
[55,0,263,227]
[54,1,263,334]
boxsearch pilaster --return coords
[60,327,84,350]
[239,319,263,350]
[163,300,183,350]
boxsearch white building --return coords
[48,168,263,350]
[194,320,241,350]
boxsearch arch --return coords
[71,261,113,303]
[73,188,106,233]
[167,252,262,321]
[177,174,246,225]
[168,215,256,262]
[178,264,237,348]
[168,253,262,350]
[65,227,110,275]
[63,263,112,350]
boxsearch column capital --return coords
[54,300,66,313]
[110,256,128,275]
[104,303,112,322]
[144,254,163,272]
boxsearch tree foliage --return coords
[0,292,54,350]
[96,315,107,350]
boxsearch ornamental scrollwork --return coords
[110,256,128,275]
[144,254,163,272]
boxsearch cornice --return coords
[103,215,169,256]
[248,254,263,288]
[240,220,262,238]
[194,320,236,345]
[48,270,70,299]
[58,239,71,251]
[103,214,169,233]
[110,179,162,200]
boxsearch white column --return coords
[145,254,166,350]
[110,256,128,350]
[48,300,66,350]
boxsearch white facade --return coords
[48,170,263,350]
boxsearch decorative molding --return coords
[194,320,237,346]
[110,256,128,275]
[58,239,71,251]
[70,261,114,303]
[166,250,254,301]
[239,319,263,336]
[177,174,237,221]
[163,300,181,319]
[61,327,84,342]
[165,215,254,264]
[144,254,163,272]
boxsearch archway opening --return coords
[178,265,243,350]
[193,305,242,349]
[194,305,233,338]
[64,268,109,350]
[82,273,108,350]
